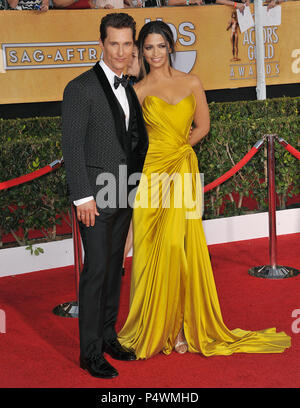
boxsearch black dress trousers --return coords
[78,206,132,358]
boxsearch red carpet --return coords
[0,234,299,388]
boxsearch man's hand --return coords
[76,199,100,227]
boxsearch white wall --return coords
[0,208,299,278]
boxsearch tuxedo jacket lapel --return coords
[93,62,126,152]
[125,85,133,134]
[127,84,148,152]
[93,62,148,164]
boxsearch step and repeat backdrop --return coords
[0,3,299,104]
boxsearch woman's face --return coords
[143,33,170,69]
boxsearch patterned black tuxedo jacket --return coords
[61,62,148,210]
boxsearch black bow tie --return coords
[114,75,128,89]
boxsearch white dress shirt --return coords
[74,59,130,207]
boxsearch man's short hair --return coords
[100,13,136,43]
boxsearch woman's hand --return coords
[267,0,277,10]
[236,2,245,12]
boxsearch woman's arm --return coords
[7,0,19,8]
[216,0,248,12]
[53,0,79,8]
[226,20,233,31]
[40,0,49,11]
[188,76,210,147]
[167,0,202,6]
[167,0,248,10]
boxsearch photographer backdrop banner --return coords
[0,3,299,104]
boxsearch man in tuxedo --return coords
[62,13,148,379]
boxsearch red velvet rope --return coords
[1,142,265,194]
[204,145,261,193]
[0,160,63,191]
[1,137,298,194]
[277,137,300,161]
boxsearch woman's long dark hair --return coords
[137,21,175,80]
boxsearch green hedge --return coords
[0,136,69,247]
[0,96,299,248]
[208,96,300,122]
[196,115,300,218]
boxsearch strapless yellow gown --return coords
[118,94,291,359]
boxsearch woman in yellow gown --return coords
[118,21,291,359]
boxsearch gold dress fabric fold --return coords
[118,94,291,359]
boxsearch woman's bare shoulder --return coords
[186,73,204,89]
[134,75,148,88]
[172,69,204,89]
[171,68,188,79]
[133,78,147,94]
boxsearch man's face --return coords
[100,26,134,76]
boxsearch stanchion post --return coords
[52,204,82,317]
[268,134,277,270]
[248,134,300,279]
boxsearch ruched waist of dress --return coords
[147,141,194,157]
[143,142,197,173]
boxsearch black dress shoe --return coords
[103,338,136,361]
[80,354,118,379]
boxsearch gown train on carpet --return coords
[118,94,291,359]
